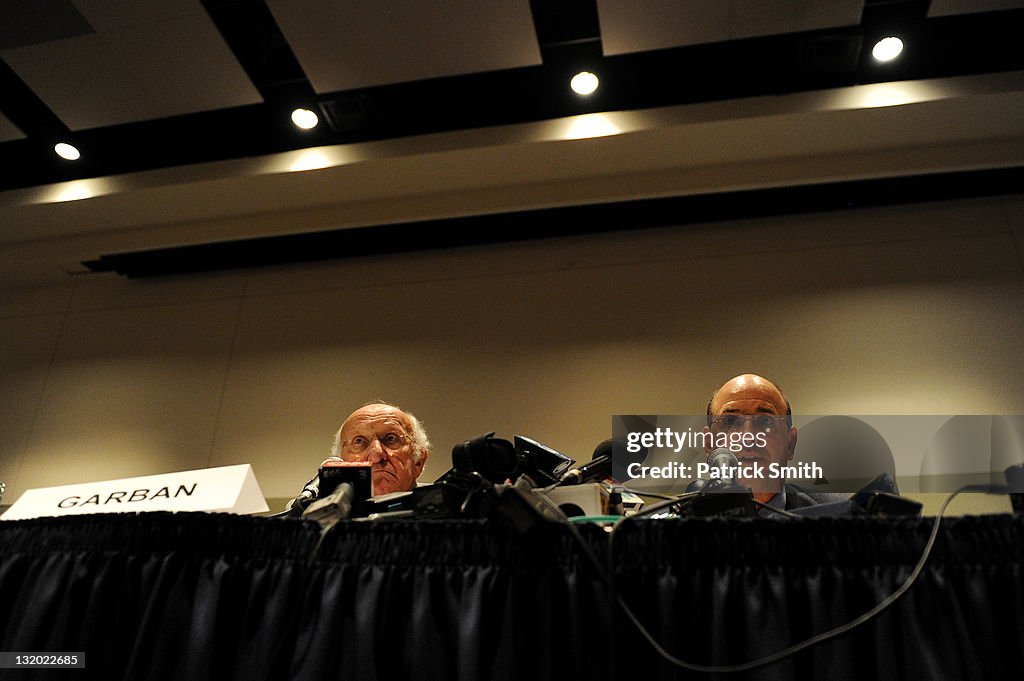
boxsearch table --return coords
[1,511,1021,680]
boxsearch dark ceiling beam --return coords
[526,0,608,114]
[0,56,82,182]
[0,57,67,139]
[529,0,603,64]
[199,0,332,149]
[199,0,315,107]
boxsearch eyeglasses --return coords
[710,414,788,433]
[341,432,413,455]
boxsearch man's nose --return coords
[366,439,388,463]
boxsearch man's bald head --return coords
[707,374,792,427]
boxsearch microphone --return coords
[675,448,756,517]
[704,447,739,490]
[560,439,613,485]
[303,461,374,528]
[514,435,575,485]
[286,456,345,513]
[319,458,373,500]
[449,432,521,484]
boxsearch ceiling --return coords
[1,0,1023,282]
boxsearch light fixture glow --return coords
[52,182,93,202]
[42,178,112,203]
[291,108,319,129]
[570,71,599,95]
[856,83,916,109]
[872,36,904,62]
[563,113,621,140]
[54,142,80,160]
[287,149,333,172]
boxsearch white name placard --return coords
[0,464,268,521]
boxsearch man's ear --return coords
[702,425,713,455]
[787,427,798,461]
[414,449,428,476]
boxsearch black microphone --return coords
[450,432,521,484]
[303,461,374,527]
[698,447,742,493]
[286,456,345,513]
[559,439,613,485]
[676,448,756,517]
[319,458,374,500]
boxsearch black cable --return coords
[617,486,680,501]
[308,523,335,563]
[751,498,806,520]
[571,484,996,674]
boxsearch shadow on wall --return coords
[794,416,897,493]
[919,416,1024,491]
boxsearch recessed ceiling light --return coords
[872,36,904,62]
[570,71,599,96]
[54,142,80,160]
[291,108,319,129]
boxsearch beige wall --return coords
[2,194,1023,513]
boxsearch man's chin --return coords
[371,474,402,497]
[735,456,764,480]
[743,480,783,496]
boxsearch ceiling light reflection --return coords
[287,149,334,172]
[563,114,621,140]
[50,181,95,202]
[857,84,917,108]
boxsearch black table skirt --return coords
[1,512,1021,681]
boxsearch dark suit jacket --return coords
[784,484,851,509]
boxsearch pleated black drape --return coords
[1,512,1021,681]
[611,515,1024,681]
[0,513,315,681]
[0,513,611,681]
[288,518,611,681]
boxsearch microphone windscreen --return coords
[592,438,613,460]
[707,447,738,469]
[706,448,739,487]
[451,433,520,483]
